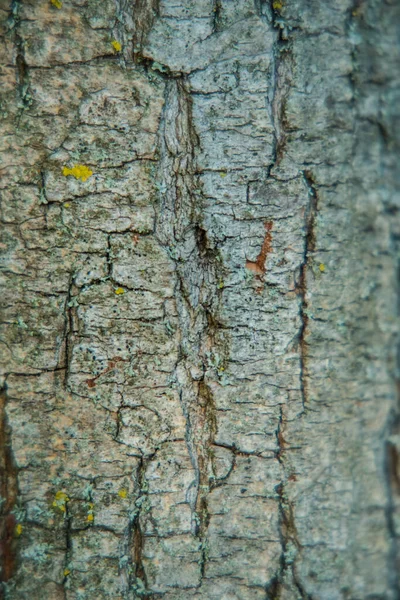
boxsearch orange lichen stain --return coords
[15,524,23,536]
[111,40,122,52]
[115,287,125,295]
[132,234,140,246]
[245,221,273,276]
[50,0,63,8]
[52,491,69,513]
[62,164,93,182]
[118,488,128,499]
[86,356,125,388]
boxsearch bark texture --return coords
[0,0,399,598]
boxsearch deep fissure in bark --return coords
[61,499,72,599]
[297,171,319,412]
[267,409,312,599]
[132,458,150,597]
[119,456,153,599]
[212,0,223,33]
[60,275,74,389]
[0,384,19,586]
[131,0,160,63]
[155,78,227,581]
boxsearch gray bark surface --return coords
[0,0,399,598]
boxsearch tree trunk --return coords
[0,0,399,598]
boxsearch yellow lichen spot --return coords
[54,491,69,502]
[64,202,70,208]
[118,488,128,499]
[15,524,23,536]
[63,569,71,577]
[111,40,122,52]
[114,287,125,295]
[62,164,93,182]
[52,491,69,512]
[272,0,283,9]
[87,513,94,522]
[88,502,94,510]
[319,263,326,272]
[219,171,227,178]
[50,0,63,8]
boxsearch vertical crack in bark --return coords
[297,171,318,412]
[131,458,150,598]
[0,383,19,587]
[266,408,312,599]
[60,274,74,390]
[212,0,223,33]
[8,0,31,125]
[195,380,217,578]
[264,13,313,597]
[156,78,227,582]
[62,499,72,600]
[254,0,269,21]
[120,456,152,599]
[385,412,400,598]
[384,248,400,595]
[131,0,160,63]
[266,1,292,177]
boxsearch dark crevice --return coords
[254,0,269,21]
[60,274,75,390]
[132,459,149,594]
[266,408,312,599]
[384,410,400,597]
[132,0,160,64]
[62,498,72,598]
[155,77,229,585]
[212,0,223,33]
[297,170,319,412]
[120,456,154,599]
[195,380,217,579]
[8,0,32,123]
[266,3,293,179]
[383,243,400,596]
[133,54,181,80]
[0,383,19,588]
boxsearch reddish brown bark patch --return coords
[246,221,273,275]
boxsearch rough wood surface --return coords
[0,0,399,598]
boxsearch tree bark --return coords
[0,0,399,598]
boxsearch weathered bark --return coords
[0,0,399,598]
